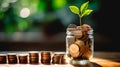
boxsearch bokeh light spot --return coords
[20,8,30,18]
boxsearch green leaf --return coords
[81,9,93,17]
[69,6,79,15]
[80,1,89,14]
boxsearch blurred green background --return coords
[0,0,99,32]
[0,0,119,52]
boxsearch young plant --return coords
[69,1,93,26]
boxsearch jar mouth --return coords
[67,28,76,31]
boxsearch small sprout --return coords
[69,1,93,26]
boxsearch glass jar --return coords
[66,24,94,64]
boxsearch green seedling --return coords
[69,1,93,26]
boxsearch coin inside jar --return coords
[69,44,80,58]
[81,24,91,32]
[75,40,84,47]
[68,24,77,28]
[73,30,83,38]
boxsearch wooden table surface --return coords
[0,51,120,67]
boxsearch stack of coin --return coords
[41,51,51,64]
[18,54,28,64]
[29,51,39,64]
[7,53,18,64]
[0,54,7,64]
[52,52,66,64]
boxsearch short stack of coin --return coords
[0,54,7,64]
[41,51,51,64]
[18,54,28,64]
[29,51,39,64]
[52,52,66,64]
[7,53,18,64]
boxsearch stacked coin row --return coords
[0,51,66,64]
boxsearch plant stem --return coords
[79,15,82,26]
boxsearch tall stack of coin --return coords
[29,51,39,64]
[52,52,66,64]
[18,54,28,64]
[7,53,18,64]
[0,54,7,64]
[41,51,51,64]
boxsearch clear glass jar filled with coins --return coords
[66,24,94,64]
